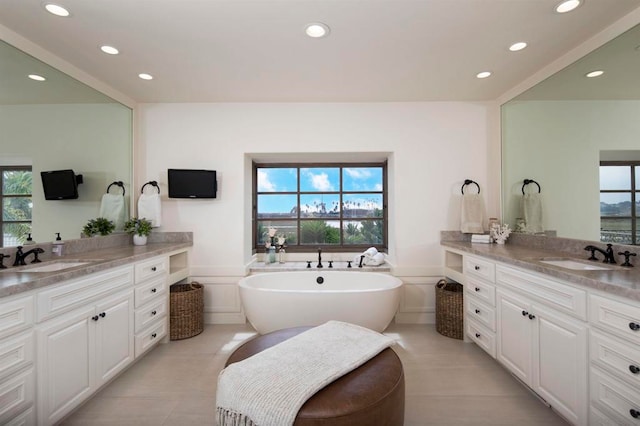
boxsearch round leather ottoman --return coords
[224,326,405,426]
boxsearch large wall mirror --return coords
[0,39,132,247]
[502,23,640,244]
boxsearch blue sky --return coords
[257,167,383,214]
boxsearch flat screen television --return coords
[168,169,217,199]
[41,169,82,200]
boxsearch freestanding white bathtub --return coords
[239,271,402,334]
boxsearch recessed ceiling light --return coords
[44,3,70,17]
[509,42,528,52]
[138,73,153,80]
[28,74,46,81]
[586,70,604,78]
[555,0,581,13]
[100,45,119,55]
[305,23,330,38]
[476,71,492,79]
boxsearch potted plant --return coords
[124,217,153,245]
[83,217,115,237]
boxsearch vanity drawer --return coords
[37,266,133,322]
[0,368,34,425]
[135,256,168,284]
[464,256,495,282]
[590,294,640,345]
[466,318,496,358]
[135,320,167,358]
[591,367,640,425]
[134,275,167,309]
[590,330,640,388]
[465,296,495,331]
[496,265,587,320]
[135,299,167,333]
[465,277,496,307]
[0,331,34,380]
[0,296,33,340]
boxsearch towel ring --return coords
[461,179,480,195]
[107,181,125,196]
[521,179,541,195]
[141,181,160,194]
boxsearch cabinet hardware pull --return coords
[151,266,157,271]
[92,315,99,321]
[151,333,157,339]
[475,333,481,338]
[630,322,640,331]
[475,287,480,292]
[631,409,640,419]
[630,365,640,374]
[151,310,157,315]
[522,311,528,316]
[99,312,106,318]
[474,266,480,270]
[528,314,536,320]
[151,288,157,293]
[475,309,480,314]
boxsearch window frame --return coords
[252,161,388,253]
[1,165,33,248]
[599,160,639,245]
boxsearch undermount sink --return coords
[538,259,612,271]
[16,261,90,273]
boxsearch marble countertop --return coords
[250,261,391,272]
[441,240,640,302]
[0,242,192,298]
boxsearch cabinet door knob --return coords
[151,288,157,293]
[92,315,99,321]
[151,310,157,316]
[630,365,640,374]
[99,312,106,318]
[151,266,157,271]
[475,309,480,314]
[631,409,640,419]
[151,333,157,339]
[474,266,480,271]
[630,322,640,331]
[475,333,481,338]
[528,314,536,320]
[475,287,480,292]
[522,310,528,316]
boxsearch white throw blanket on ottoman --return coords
[216,321,395,426]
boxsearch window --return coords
[599,162,639,245]
[1,166,33,247]
[253,162,387,252]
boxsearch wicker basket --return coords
[170,282,204,340]
[435,279,463,340]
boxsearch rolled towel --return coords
[522,193,543,233]
[367,252,386,266]
[363,247,378,257]
[99,193,127,231]
[138,192,162,228]
[460,193,485,234]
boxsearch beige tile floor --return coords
[61,323,568,426]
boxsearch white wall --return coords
[138,102,493,323]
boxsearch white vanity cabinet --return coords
[463,255,497,357]
[35,266,134,426]
[133,255,169,357]
[0,295,35,425]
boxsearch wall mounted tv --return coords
[41,169,83,200]
[168,169,217,199]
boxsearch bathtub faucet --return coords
[317,248,323,268]
[358,255,365,268]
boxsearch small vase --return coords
[495,239,505,245]
[133,234,147,246]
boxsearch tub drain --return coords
[316,276,324,284]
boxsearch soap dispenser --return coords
[52,233,64,256]
[24,233,35,245]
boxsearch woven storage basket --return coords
[435,279,464,340]
[170,282,204,340]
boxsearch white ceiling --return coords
[1,0,640,103]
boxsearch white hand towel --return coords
[363,247,378,257]
[522,193,543,233]
[99,193,127,231]
[138,193,162,228]
[460,193,485,234]
[354,252,386,266]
